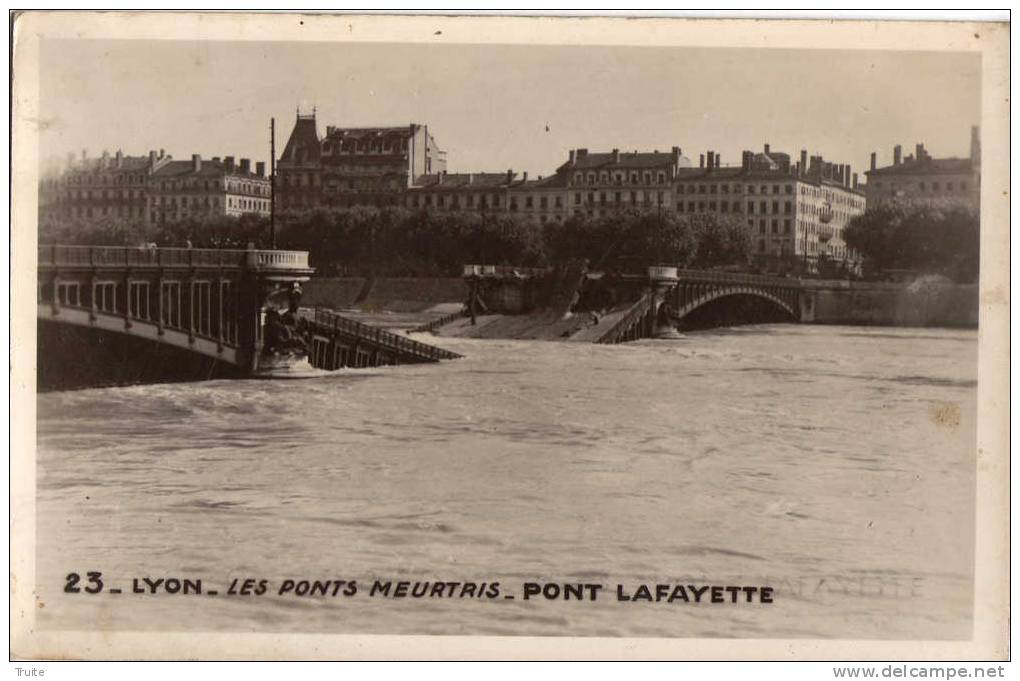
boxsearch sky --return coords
[39,39,981,181]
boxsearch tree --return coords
[686,213,752,269]
[844,204,979,283]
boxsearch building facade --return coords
[864,126,980,212]
[41,149,161,224]
[40,149,271,228]
[673,145,866,272]
[276,111,447,211]
[148,155,271,225]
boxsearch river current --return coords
[35,324,977,639]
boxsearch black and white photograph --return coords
[10,11,1010,662]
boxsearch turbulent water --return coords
[35,324,977,639]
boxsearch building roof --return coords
[70,156,151,173]
[280,115,321,165]
[865,157,976,177]
[325,125,420,140]
[559,150,685,172]
[152,159,266,180]
[411,172,511,190]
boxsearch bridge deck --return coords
[307,308,462,369]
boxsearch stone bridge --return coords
[37,244,460,389]
[594,267,805,344]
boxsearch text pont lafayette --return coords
[66,573,774,604]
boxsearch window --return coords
[771,219,779,233]
[540,196,548,209]
[574,193,581,205]
[784,219,791,234]
[525,196,533,209]
[785,201,792,214]
[785,185,793,194]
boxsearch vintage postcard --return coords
[9,12,1010,661]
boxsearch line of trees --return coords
[843,204,979,283]
[39,207,753,277]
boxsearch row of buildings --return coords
[39,110,981,272]
[39,149,272,226]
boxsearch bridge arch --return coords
[672,286,798,326]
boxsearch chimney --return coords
[81,149,87,162]
[844,163,851,188]
[256,161,265,176]
[612,148,620,162]
[800,149,808,176]
[970,125,981,167]
[870,152,877,171]
[212,156,221,163]
[715,152,721,167]
[240,158,251,173]
[763,143,771,155]
[523,171,528,182]
[115,150,123,168]
[672,146,681,161]
[852,172,859,189]
[706,151,714,170]
[568,149,576,164]
[159,148,165,158]
[192,154,202,172]
[576,148,588,159]
[915,143,924,162]
[148,150,157,171]
[893,144,902,165]
[699,154,705,168]
[224,156,235,171]
[741,150,753,171]
[506,168,513,184]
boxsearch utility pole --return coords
[270,117,277,249]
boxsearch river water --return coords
[35,324,977,640]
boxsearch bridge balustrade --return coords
[39,244,310,271]
[311,308,462,362]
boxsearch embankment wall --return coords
[800,281,978,328]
